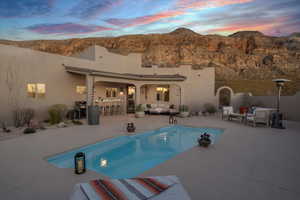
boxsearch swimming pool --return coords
[47,125,223,178]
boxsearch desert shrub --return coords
[24,108,35,126]
[48,104,68,125]
[135,104,145,112]
[23,127,36,134]
[203,103,217,114]
[179,105,189,112]
[13,108,35,128]
[1,122,11,133]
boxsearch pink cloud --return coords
[106,0,254,28]
[27,23,114,35]
[106,10,184,27]
[204,16,292,36]
[176,0,254,10]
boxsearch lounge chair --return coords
[221,106,233,120]
[222,106,245,122]
[246,109,270,127]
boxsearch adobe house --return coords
[0,44,216,125]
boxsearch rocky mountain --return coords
[1,28,300,95]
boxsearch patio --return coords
[0,115,300,200]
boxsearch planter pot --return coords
[88,105,100,125]
[135,111,145,118]
[179,112,189,118]
[127,122,136,133]
[198,139,211,147]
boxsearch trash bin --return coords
[88,105,100,125]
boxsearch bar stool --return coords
[116,104,121,115]
[104,105,110,116]
[110,105,115,116]
[99,106,104,116]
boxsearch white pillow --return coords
[151,104,158,108]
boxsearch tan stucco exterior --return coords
[0,44,216,125]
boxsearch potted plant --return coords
[198,133,211,147]
[135,104,145,118]
[179,105,189,118]
[239,93,252,114]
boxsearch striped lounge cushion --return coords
[77,176,178,200]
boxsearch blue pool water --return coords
[47,125,223,178]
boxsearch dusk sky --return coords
[0,0,299,40]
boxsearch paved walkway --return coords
[0,115,300,200]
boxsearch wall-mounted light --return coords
[119,88,124,96]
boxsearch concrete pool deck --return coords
[0,115,300,200]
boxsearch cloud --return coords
[0,0,55,18]
[26,23,113,35]
[179,0,300,36]
[203,15,296,36]
[68,0,122,19]
[176,0,254,10]
[105,0,254,28]
[105,10,184,27]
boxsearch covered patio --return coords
[65,65,186,116]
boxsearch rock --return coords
[57,122,67,128]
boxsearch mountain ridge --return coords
[1,28,299,95]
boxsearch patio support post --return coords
[86,74,94,122]
[135,84,141,106]
[86,74,94,106]
[179,85,184,106]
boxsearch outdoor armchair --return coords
[246,109,270,127]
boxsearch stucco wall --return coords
[72,46,95,61]
[250,92,300,121]
[0,44,96,125]
[0,44,216,125]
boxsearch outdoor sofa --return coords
[147,103,171,114]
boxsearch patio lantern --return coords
[74,152,86,174]
[271,79,290,129]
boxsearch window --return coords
[27,84,36,98]
[27,83,46,98]
[106,88,118,98]
[36,83,46,97]
[76,86,86,94]
[156,86,169,102]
